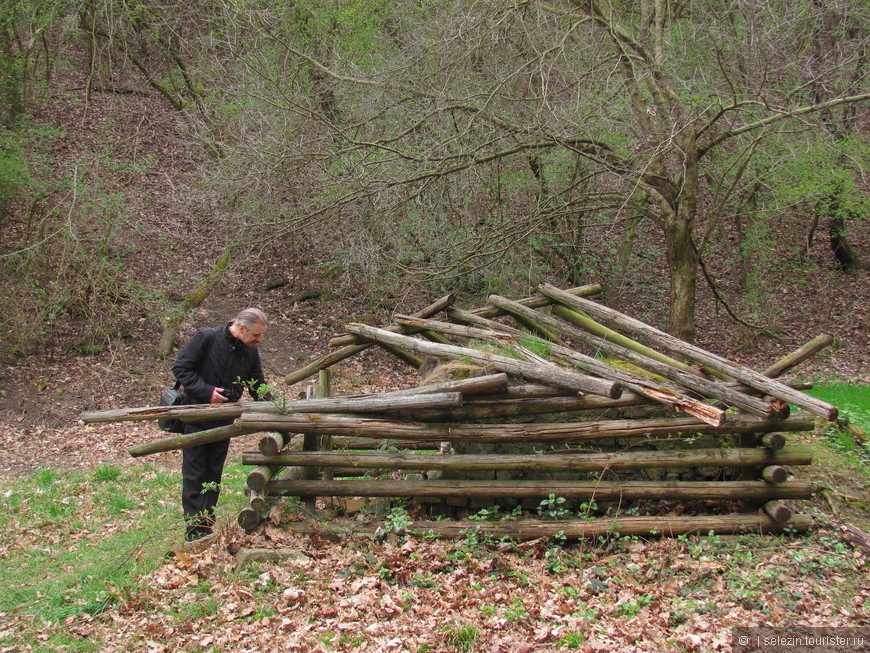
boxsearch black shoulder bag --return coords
[158,382,185,433]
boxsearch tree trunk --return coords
[155,246,236,359]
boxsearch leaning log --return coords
[539,304,784,419]
[127,423,261,457]
[242,445,812,472]
[394,314,726,426]
[238,412,816,444]
[285,293,455,385]
[344,323,623,399]
[538,283,838,421]
[264,513,812,540]
[265,478,813,501]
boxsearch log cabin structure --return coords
[81,283,839,541]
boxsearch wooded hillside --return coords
[0,1,867,436]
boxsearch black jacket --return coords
[172,323,270,428]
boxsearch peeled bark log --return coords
[271,513,811,541]
[538,283,838,421]
[242,445,812,472]
[82,391,464,425]
[266,478,812,501]
[345,323,623,399]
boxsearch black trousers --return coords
[181,426,231,534]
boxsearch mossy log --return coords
[538,283,838,421]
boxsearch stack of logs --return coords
[81,283,839,541]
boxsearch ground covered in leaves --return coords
[2,509,868,653]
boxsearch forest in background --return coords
[0,0,868,375]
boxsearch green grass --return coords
[805,382,870,430]
[0,460,251,648]
[804,382,870,466]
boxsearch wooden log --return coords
[249,488,267,512]
[258,431,296,456]
[763,501,792,522]
[252,465,304,505]
[82,390,466,426]
[127,423,261,457]
[272,513,812,540]
[841,524,870,555]
[242,445,812,472]
[466,283,603,320]
[238,507,261,531]
[285,294,455,385]
[327,437,441,451]
[344,323,623,399]
[544,305,783,419]
[485,295,699,376]
[379,373,510,398]
[265,478,813,501]
[239,412,816,443]
[538,283,839,421]
[758,432,786,450]
[395,313,726,426]
[244,413,815,442]
[246,465,278,492]
[760,466,789,484]
[81,402,246,425]
[411,395,646,422]
[762,334,834,378]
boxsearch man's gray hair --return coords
[233,307,268,329]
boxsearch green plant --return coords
[539,493,571,520]
[385,505,412,533]
[441,622,479,652]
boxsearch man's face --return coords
[237,322,266,346]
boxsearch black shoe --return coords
[185,527,212,542]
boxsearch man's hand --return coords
[210,387,228,403]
